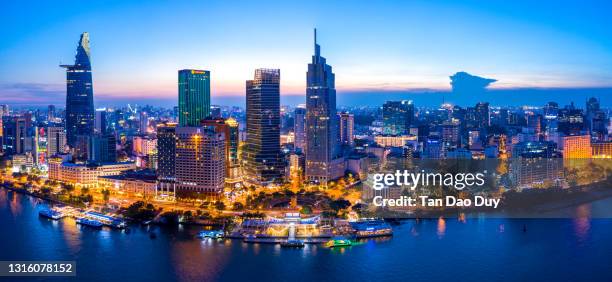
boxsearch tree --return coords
[215,201,226,211]
[300,205,312,215]
[101,189,110,203]
[329,199,351,212]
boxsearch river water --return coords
[2,188,612,282]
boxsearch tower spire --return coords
[314,28,320,58]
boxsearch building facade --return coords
[178,69,211,126]
[175,127,226,197]
[244,69,285,186]
[305,30,344,184]
[62,32,95,147]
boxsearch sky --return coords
[1,0,611,107]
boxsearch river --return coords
[2,188,612,282]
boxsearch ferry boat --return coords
[84,211,126,229]
[76,217,104,228]
[38,208,63,220]
[325,237,353,248]
[281,239,305,248]
[198,230,224,239]
[350,219,393,238]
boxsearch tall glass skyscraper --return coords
[178,69,211,126]
[305,29,343,184]
[244,69,284,186]
[61,32,94,147]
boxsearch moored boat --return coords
[38,208,64,220]
[76,217,103,228]
[198,230,224,239]
[350,219,393,238]
[325,237,353,248]
[281,239,305,248]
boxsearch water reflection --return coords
[573,204,591,243]
[437,217,446,237]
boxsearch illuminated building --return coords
[592,141,612,158]
[1,114,33,156]
[48,161,136,188]
[293,106,306,151]
[47,126,66,157]
[382,100,414,135]
[178,69,210,126]
[305,29,344,184]
[88,134,117,164]
[510,141,562,188]
[94,108,108,134]
[374,135,417,148]
[562,135,592,159]
[175,127,226,197]
[98,170,157,198]
[47,105,56,121]
[244,69,285,186]
[156,123,177,200]
[201,117,240,178]
[61,32,95,147]
[338,112,354,146]
[133,135,157,156]
[441,119,460,148]
[139,111,149,134]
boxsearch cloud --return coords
[450,72,497,93]
[0,83,64,105]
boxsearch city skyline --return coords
[1,1,612,107]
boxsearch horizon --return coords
[1,0,612,107]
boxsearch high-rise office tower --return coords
[178,69,210,126]
[244,69,284,186]
[1,114,33,156]
[338,112,354,146]
[294,105,306,152]
[382,100,414,135]
[156,123,178,199]
[305,29,344,184]
[156,123,178,179]
[47,105,56,121]
[95,108,107,134]
[474,102,490,128]
[88,134,117,164]
[61,32,95,147]
[47,126,66,157]
[139,111,148,134]
[175,127,226,197]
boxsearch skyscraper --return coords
[175,127,226,197]
[47,126,66,157]
[88,134,117,164]
[1,114,33,156]
[47,105,56,121]
[178,69,211,126]
[338,112,354,146]
[95,108,107,134]
[305,29,344,184]
[244,69,284,186]
[61,32,95,147]
[294,105,306,152]
[382,100,414,135]
[139,111,149,134]
[156,123,178,179]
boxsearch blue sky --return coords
[1,0,611,105]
